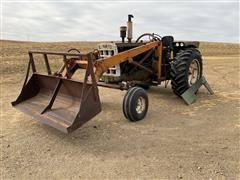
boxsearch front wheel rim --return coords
[136,97,146,114]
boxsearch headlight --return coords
[175,43,179,46]
[180,42,184,46]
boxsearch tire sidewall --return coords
[123,87,149,122]
[170,48,203,96]
[129,89,148,121]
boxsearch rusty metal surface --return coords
[12,52,101,133]
[28,50,82,56]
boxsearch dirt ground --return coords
[1,40,240,179]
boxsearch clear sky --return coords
[1,0,239,43]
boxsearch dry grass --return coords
[1,40,239,74]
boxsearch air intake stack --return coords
[120,26,127,43]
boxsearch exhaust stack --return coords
[127,14,134,43]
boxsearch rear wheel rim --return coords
[136,96,146,114]
[188,59,200,86]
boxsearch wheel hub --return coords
[136,96,146,114]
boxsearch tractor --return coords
[12,15,212,133]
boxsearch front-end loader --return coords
[12,15,213,133]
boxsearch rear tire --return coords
[170,48,203,96]
[123,87,148,122]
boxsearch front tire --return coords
[170,48,203,96]
[123,87,149,122]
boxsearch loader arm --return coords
[94,41,159,80]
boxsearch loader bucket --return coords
[12,51,101,133]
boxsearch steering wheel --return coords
[135,33,162,43]
[67,48,81,54]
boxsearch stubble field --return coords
[1,40,239,179]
